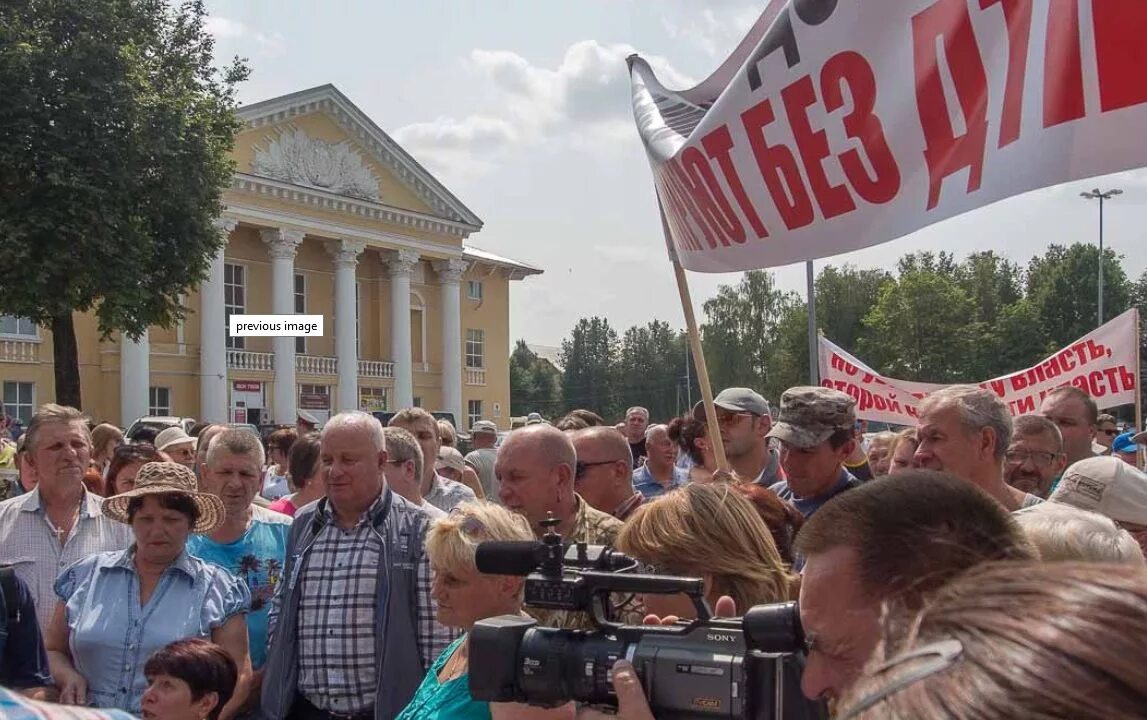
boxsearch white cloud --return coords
[392,116,518,182]
[393,40,693,181]
[205,15,285,56]
[662,5,761,58]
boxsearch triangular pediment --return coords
[234,84,483,230]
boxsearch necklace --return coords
[46,496,83,545]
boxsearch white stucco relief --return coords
[251,125,381,201]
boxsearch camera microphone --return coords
[476,541,549,576]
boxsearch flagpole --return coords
[1136,308,1143,467]
[807,260,819,385]
[659,204,730,473]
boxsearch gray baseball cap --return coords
[692,387,771,421]
[766,386,856,449]
[471,420,497,434]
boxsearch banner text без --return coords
[654,0,1147,256]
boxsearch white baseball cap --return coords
[1049,456,1147,526]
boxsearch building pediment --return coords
[234,84,483,232]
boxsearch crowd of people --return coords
[0,380,1144,719]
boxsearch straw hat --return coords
[102,461,225,533]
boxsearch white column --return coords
[261,228,305,425]
[433,258,469,430]
[120,331,150,426]
[387,249,420,409]
[327,239,366,412]
[199,218,235,423]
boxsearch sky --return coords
[204,0,1147,350]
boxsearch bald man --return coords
[570,427,644,521]
[496,425,624,630]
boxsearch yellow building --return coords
[0,85,541,430]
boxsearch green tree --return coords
[616,321,684,421]
[1026,244,1132,347]
[560,317,620,419]
[509,341,560,417]
[0,0,248,407]
[814,265,893,351]
[700,270,800,401]
[859,269,977,382]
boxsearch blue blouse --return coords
[395,636,490,720]
[55,548,250,714]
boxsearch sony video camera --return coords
[469,516,828,719]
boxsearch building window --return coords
[467,280,483,301]
[468,400,483,429]
[465,329,484,369]
[148,387,171,416]
[359,386,387,412]
[224,263,246,350]
[2,382,34,424]
[413,396,422,408]
[294,273,306,354]
[0,316,37,338]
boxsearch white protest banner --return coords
[629,0,1147,272]
[816,309,1140,425]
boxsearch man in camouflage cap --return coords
[766,387,862,518]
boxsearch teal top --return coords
[396,635,491,720]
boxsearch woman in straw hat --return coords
[44,462,252,718]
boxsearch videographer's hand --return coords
[641,595,738,626]
[575,660,654,720]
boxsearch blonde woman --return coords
[617,483,798,619]
[90,423,124,478]
[396,502,573,720]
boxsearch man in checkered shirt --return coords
[261,411,456,720]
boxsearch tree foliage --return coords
[522,243,1138,418]
[0,0,248,407]
[508,341,560,417]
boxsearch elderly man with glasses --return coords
[1004,415,1068,499]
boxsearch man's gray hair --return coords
[324,411,385,452]
[645,423,668,443]
[1013,415,1064,454]
[1015,503,1145,564]
[919,385,1012,460]
[382,426,423,480]
[206,428,266,468]
[626,406,650,420]
[25,403,90,454]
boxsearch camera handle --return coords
[576,569,716,632]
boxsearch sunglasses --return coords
[1100,429,1119,436]
[575,459,621,479]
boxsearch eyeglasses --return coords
[836,639,964,719]
[1100,428,1120,436]
[574,459,621,479]
[1004,450,1059,467]
[714,409,755,427]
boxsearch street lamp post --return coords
[1080,187,1121,327]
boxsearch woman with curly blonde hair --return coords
[617,483,798,619]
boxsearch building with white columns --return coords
[0,85,541,431]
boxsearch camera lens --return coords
[517,627,628,706]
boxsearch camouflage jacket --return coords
[525,494,626,631]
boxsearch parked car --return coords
[125,416,196,443]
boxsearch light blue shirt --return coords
[632,464,689,499]
[187,505,291,669]
[55,548,250,714]
[0,685,136,720]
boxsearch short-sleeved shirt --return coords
[632,465,689,499]
[186,505,291,669]
[395,635,489,720]
[55,548,250,713]
[425,474,477,513]
[0,488,133,631]
[0,686,136,720]
[463,448,499,501]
